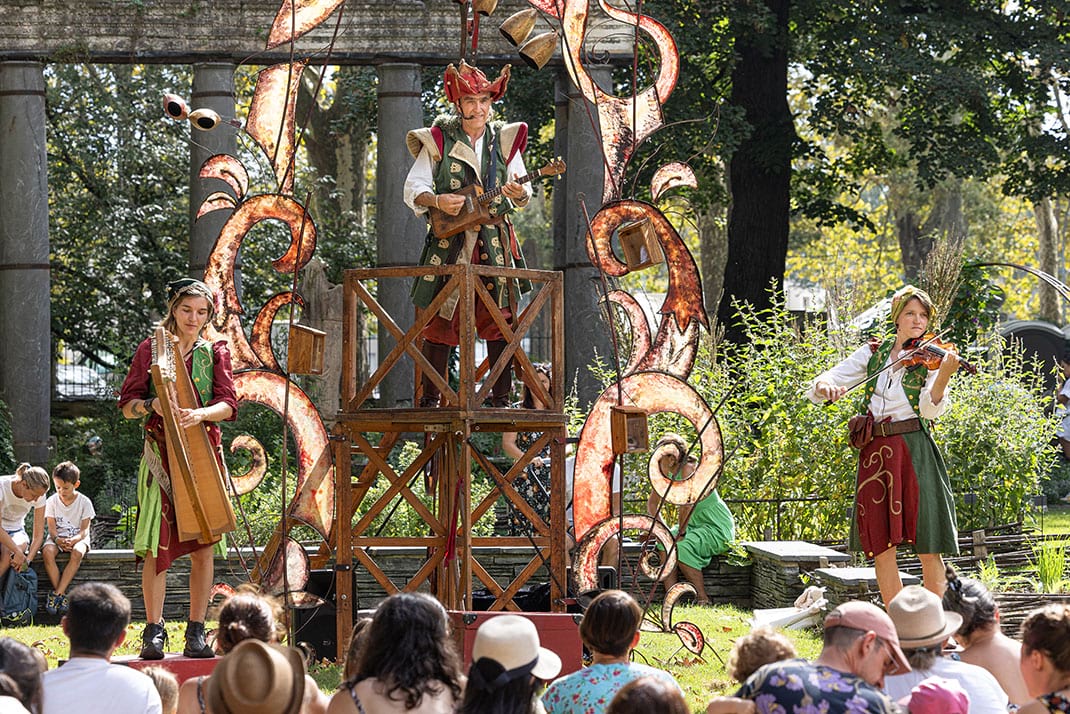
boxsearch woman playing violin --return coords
[808,285,960,605]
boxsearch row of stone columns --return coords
[0,60,610,460]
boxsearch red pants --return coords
[422,300,511,347]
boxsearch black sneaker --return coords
[183,620,215,658]
[140,622,167,660]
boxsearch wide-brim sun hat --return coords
[205,639,305,714]
[472,614,562,684]
[887,585,964,649]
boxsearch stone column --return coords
[0,62,50,463]
[375,63,425,408]
[555,66,612,409]
[189,63,238,285]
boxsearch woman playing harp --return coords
[118,278,237,660]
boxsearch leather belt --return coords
[874,418,921,437]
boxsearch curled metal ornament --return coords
[251,292,306,373]
[266,0,345,50]
[259,536,310,596]
[229,435,268,496]
[650,162,697,202]
[572,372,722,539]
[246,63,308,194]
[572,515,676,593]
[199,154,249,203]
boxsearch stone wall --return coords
[32,545,752,624]
[0,1,629,65]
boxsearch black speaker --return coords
[292,603,337,662]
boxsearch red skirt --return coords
[855,436,920,557]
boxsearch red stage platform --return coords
[113,653,220,683]
[449,611,584,676]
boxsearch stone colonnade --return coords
[0,60,609,459]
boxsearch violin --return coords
[902,334,977,375]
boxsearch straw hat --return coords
[205,639,305,714]
[887,585,963,649]
[469,614,562,690]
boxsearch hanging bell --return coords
[499,8,537,47]
[518,30,558,70]
[472,0,498,16]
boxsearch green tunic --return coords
[407,116,531,313]
[675,490,735,570]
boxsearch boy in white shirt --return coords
[41,461,95,615]
[0,463,49,581]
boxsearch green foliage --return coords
[1042,459,1070,508]
[1031,539,1069,593]
[0,401,15,473]
[941,263,1006,348]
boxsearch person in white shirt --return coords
[41,582,162,714]
[403,60,532,409]
[41,461,96,615]
[884,585,1009,714]
[0,464,49,583]
[809,286,961,604]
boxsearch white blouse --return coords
[806,343,949,422]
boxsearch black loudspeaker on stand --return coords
[292,569,355,662]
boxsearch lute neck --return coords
[479,170,538,203]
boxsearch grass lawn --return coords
[1035,503,1070,536]
[1,604,822,714]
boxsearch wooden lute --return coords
[149,327,237,544]
[428,157,566,239]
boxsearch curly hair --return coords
[1021,604,1070,672]
[347,593,464,709]
[727,626,796,683]
[942,564,998,640]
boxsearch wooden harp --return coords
[150,327,237,544]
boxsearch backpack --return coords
[1,567,38,627]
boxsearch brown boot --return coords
[419,340,451,408]
[486,340,513,408]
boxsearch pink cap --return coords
[897,677,969,714]
[823,600,910,676]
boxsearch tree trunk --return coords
[718,0,794,343]
[1035,196,1061,324]
[698,201,728,323]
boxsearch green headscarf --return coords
[889,285,935,327]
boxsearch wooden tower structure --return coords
[332,263,567,658]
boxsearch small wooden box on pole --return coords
[288,323,326,375]
[610,406,648,454]
[618,217,664,272]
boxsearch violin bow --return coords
[823,329,952,406]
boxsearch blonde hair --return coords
[727,625,797,683]
[14,464,49,493]
[141,666,178,714]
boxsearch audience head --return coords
[51,461,80,485]
[606,676,688,714]
[727,625,797,683]
[822,600,910,684]
[897,676,969,714]
[348,593,463,708]
[64,582,131,656]
[142,666,179,714]
[520,363,552,409]
[888,586,962,671]
[342,616,372,682]
[942,565,999,642]
[215,586,282,654]
[206,639,305,714]
[579,590,643,657]
[1020,604,1070,696]
[14,463,49,499]
[459,614,562,714]
[0,637,44,713]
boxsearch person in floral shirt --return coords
[734,601,909,714]
[541,590,680,714]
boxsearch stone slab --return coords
[743,541,852,564]
[815,567,920,588]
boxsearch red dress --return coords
[117,338,237,572]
